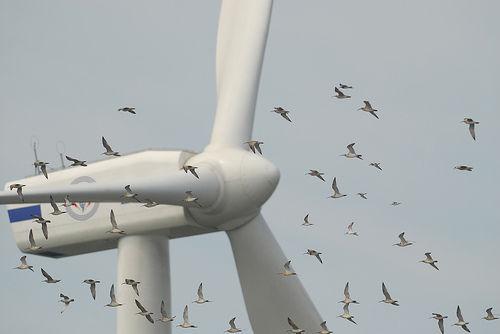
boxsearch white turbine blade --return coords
[226,214,322,333]
[0,171,220,206]
[208,0,273,149]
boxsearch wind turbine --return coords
[0,1,322,334]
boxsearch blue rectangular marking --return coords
[8,205,41,223]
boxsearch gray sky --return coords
[1,0,500,333]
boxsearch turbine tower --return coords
[1,1,322,333]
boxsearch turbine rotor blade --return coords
[208,0,273,150]
[226,214,322,333]
[0,170,220,207]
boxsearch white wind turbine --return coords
[0,1,322,334]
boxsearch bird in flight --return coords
[271,106,292,122]
[461,118,479,140]
[41,268,61,283]
[393,232,413,247]
[329,177,347,198]
[302,214,313,227]
[102,137,120,156]
[379,282,399,306]
[454,305,471,332]
[430,313,447,334]
[32,215,50,240]
[317,321,333,334]
[182,165,199,179]
[193,282,212,304]
[306,169,325,182]
[105,284,123,307]
[338,303,357,324]
[278,260,297,277]
[34,160,49,179]
[107,210,126,235]
[358,101,379,119]
[357,192,368,199]
[156,300,176,323]
[420,252,439,270]
[245,140,264,154]
[122,278,141,296]
[66,155,87,167]
[119,107,136,114]
[346,222,359,236]
[341,143,362,159]
[83,279,101,300]
[49,195,66,215]
[339,282,360,305]
[287,317,305,333]
[14,256,33,272]
[334,87,351,99]
[184,191,202,207]
[304,249,323,264]
[369,162,382,171]
[454,165,473,171]
[26,229,42,251]
[177,305,197,328]
[59,293,75,314]
[135,299,154,324]
[391,201,402,206]
[9,184,25,202]
[225,317,242,333]
[121,185,140,202]
[482,308,498,321]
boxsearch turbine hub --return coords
[187,148,280,229]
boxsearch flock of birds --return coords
[7,94,496,334]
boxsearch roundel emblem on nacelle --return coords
[67,176,99,221]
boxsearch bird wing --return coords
[191,169,200,179]
[382,283,391,299]
[160,300,166,316]
[229,317,237,329]
[364,101,372,108]
[343,303,350,314]
[20,255,27,265]
[197,283,204,299]
[347,222,354,231]
[399,232,407,243]
[247,142,256,153]
[133,284,140,296]
[457,306,464,322]
[430,262,439,270]
[135,299,147,313]
[486,308,493,317]
[40,164,48,178]
[110,284,116,300]
[425,253,433,261]
[65,156,79,163]
[332,177,340,193]
[281,113,292,122]
[49,195,59,212]
[183,305,189,322]
[125,185,132,193]
[287,317,299,330]
[303,214,309,224]
[102,137,113,152]
[315,253,323,264]
[317,174,325,181]
[255,143,262,155]
[17,187,24,201]
[344,282,350,298]
[90,283,96,300]
[468,124,476,140]
[438,319,444,334]
[369,111,379,119]
[41,222,48,240]
[29,229,36,247]
[347,143,356,154]
[110,210,118,228]
[284,260,291,271]
[146,314,155,324]
[320,321,328,330]
[41,268,52,280]
[462,325,470,333]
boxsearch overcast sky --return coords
[1,0,500,333]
